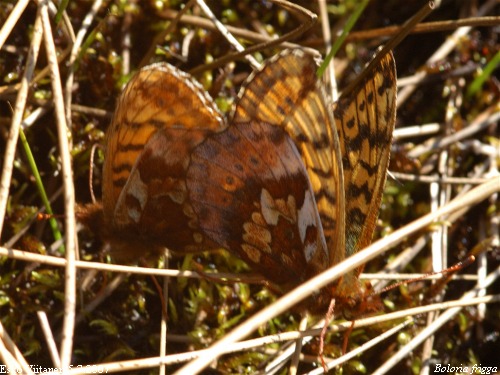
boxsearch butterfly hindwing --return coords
[111,127,218,257]
[186,121,328,288]
[101,62,226,260]
[232,49,346,272]
[103,62,226,225]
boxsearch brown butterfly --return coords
[213,49,396,311]
[79,62,227,262]
[79,49,397,313]
[78,53,325,273]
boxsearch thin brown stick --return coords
[40,0,77,368]
[0,7,43,238]
[342,1,436,99]
[0,0,30,51]
[346,16,500,42]
[139,0,197,68]
[188,0,318,75]
[398,0,498,105]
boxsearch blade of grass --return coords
[317,0,370,77]
[54,0,69,24]
[466,50,500,98]
[19,127,64,253]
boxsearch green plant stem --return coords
[317,0,370,77]
[19,128,64,253]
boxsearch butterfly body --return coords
[79,49,396,313]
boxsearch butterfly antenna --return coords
[376,255,476,297]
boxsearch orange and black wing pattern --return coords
[101,63,226,260]
[334,52,397,260]
[232,50,346,271]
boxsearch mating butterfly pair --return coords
[80,49,397,313]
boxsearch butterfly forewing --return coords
[232,50,346,271]
[334,52,397,259]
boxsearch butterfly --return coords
[79,48,397,313]
[194,49,397,311]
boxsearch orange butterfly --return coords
[197,49,397,311]
[80,63,226,262]
[79,49,397,313]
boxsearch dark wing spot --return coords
[249,156,259,166]
[346,117,355,129]
[367,91,374,104]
